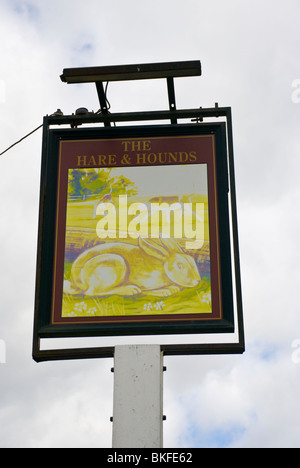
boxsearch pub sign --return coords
[33,123,235,341]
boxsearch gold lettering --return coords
[121,141,130,151]
[88,156,97,166]
[108,155,117,165]
[189,151,197,162]
[97,155,106,165]
[132,141,142,151]
[179,152,189,163]
[147,153,157,164]
[121,154,131,165]
[143,140,152,151]
[158,153,167,164]
[122,140,152,152]
[168,152,178,163]
[77,155,87,167]
[136,153,147,165]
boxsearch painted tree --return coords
[68,169,137,200]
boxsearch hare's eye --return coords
[177,262,183,270]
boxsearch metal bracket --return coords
[167,77,177,124]
[95,81,111,127]
[61,61,202,125]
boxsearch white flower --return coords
[68,311,78,317]
[201,293,211,304]
[74,301,88,313]
[154,301,165,311]
[88,307,97,315]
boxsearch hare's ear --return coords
[160,236,184,254]
[139,237,169,260]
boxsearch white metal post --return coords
[112,345,164,448]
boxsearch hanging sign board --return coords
[34,123,234,342]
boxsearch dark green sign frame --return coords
[33,108,244,362]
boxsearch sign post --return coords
[112,345,164,448]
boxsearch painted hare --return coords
[64,237,201,297]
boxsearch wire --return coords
[0,94,112,157]
[0,123,43,157]
[95,81,111,114]
[104,81,111,111]
[0,110,64,157]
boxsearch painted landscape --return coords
[61,166,212,318]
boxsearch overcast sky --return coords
[1,0,300,448]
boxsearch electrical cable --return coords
[95,81,111,114]
[0,110,64,157]
[104,81,111,110]
[0,123,43,157]
[0,91,112,157]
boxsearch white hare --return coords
[64,237,201,297]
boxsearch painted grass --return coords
[62,276,212,318]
